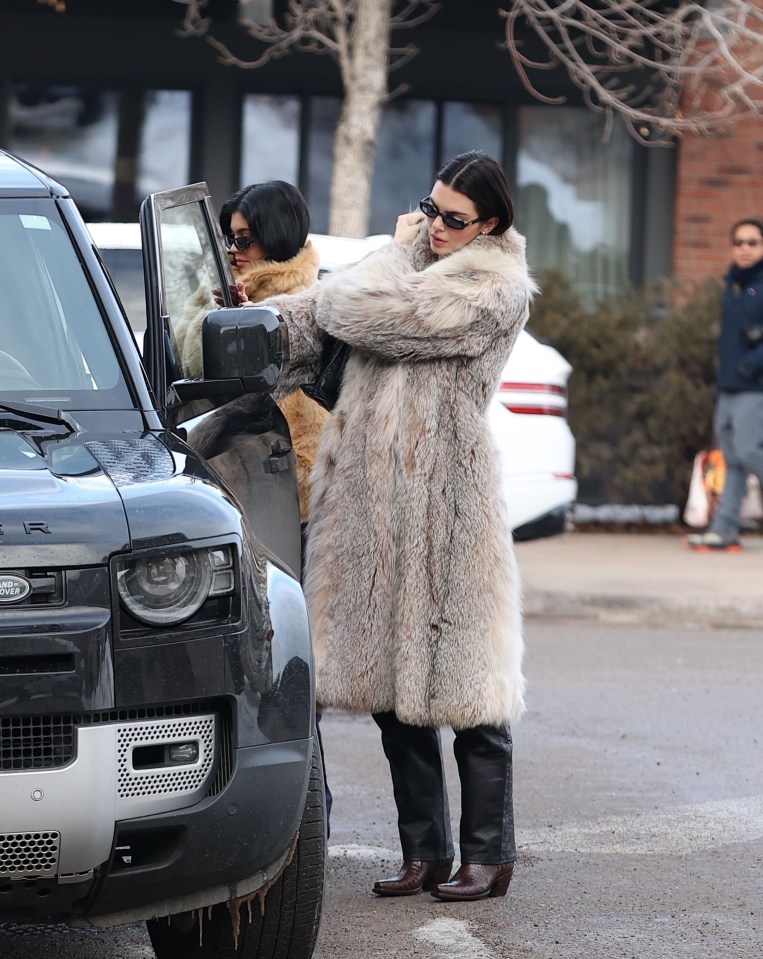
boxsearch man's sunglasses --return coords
[225,234,260,251]
[419,198,484,231]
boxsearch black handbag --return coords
[301,335,350,412]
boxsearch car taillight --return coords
[499,381,568,417]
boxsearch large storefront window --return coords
[289,95,636,301]
[9,87,191,221]
[442,102,502,166]
[304,97,339,233]
[369,99,436,234]
[139,91,191,193]
[306,97,436,235]
[516,107,633,306]
[241,94,300,187]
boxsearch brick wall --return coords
[673,117,763,286]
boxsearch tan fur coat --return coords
[176,242,329,522]
[265,225,536,728]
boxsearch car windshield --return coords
[0,200,131,408]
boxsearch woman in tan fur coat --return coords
[176,180,330,524]
[251,152,535,902]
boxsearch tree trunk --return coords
[328,0,391,237]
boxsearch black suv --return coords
[0,151,325,959]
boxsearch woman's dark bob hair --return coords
[220,180,310,263]
[436,151,514,236]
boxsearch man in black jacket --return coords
[688,218,763,551]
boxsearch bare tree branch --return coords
[175,0,438,82]
[171,1,439,236]
[502,0,763,145]
[328,0,351,79]
[389,1,441,29]
[175,0,212,39]
[388,43,423,72]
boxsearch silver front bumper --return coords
[1,713,216,879]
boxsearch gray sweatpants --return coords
[710,391,763,536]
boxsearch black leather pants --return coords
[372,711,516,864]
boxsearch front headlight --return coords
[117,546,235,626]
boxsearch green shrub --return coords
[527,271,722,506]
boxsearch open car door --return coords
[139,183,303,578]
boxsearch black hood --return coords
[0,430,243,568]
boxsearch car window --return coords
[0,202,130,407]
[155,202,224,380]
[160,207,215,316]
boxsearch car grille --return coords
[0,831,60,878]
[0,715,75,771]
[0,702,230,777]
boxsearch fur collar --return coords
[235,241,320,303]
[396,223,537,293]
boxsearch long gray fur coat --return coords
[265,223,536,728]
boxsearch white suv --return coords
[88,222,577,540]
[492,331,577,539]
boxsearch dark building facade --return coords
[1,0,677,305]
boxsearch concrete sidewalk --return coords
[514,530,763,628]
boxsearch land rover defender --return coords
[0,150,325,959]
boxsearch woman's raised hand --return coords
[393,211,425,245]
[213,281,254,307]
[235,281,254,306]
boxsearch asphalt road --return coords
[1,620,761,959]
[314,621,762,959]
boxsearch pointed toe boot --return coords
[431,861,514,901]
[372,858,454,897]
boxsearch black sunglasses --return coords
[419,198,484,231]
[224,234,260,251]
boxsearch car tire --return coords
[146,738,326,959]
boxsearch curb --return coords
[523,589,763,629]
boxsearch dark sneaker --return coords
[685,531,742,552]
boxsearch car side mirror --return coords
[170,306,286,402]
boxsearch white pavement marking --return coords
[412,918,497,959]
[519,794,763,855]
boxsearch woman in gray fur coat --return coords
[253,151,536,902]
